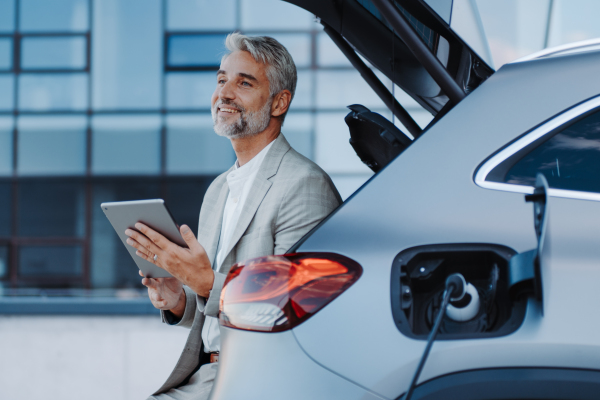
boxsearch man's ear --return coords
[271,90,292,117]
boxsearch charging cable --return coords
[402,273,466,400]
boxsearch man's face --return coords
[211,50,273,139]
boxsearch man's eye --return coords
[241,81,251,87]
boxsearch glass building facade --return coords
[0,0,598,297]
[0,0,412,295]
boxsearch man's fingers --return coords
[142,277,158,289]
[149,291,167,307]
[180,224,201,252]
[134,246,153,260]
[135,223,172,252]
[125,229,162,257]
[136,249,156,264]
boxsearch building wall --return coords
[0,315,189,399]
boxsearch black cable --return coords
[403,274,465,400]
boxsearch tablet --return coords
[101,199,186,278]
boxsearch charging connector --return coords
[402,273,466,400]
[447,283,480,322]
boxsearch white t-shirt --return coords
[199,140,275,352]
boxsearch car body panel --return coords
[216,6,600,398]
[210,327,386,400]
[287,52,600,398]
[293,195,600,399]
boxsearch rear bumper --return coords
[210,326,385,400]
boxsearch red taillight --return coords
[219,253,362,332]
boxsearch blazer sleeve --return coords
[160,285,198,329]
[273,172,341,254]
[203,271,228,318]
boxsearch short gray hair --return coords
[223,32,297,121]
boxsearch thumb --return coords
[180,224,201,251]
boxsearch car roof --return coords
[512,37,600,64]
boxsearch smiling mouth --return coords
[219,107,241,114]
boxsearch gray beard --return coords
[212,98,273,139]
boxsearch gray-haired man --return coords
[125,33,341,399]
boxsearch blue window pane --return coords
[17,116,87,176]
[21,36,86,70]
[166,114,234,174]
[0,246,6,278]
[251,33,312,68]
[166,72,214,109]
[240,0,316,30]
[18,180,85,237]
[317,32,351,67]
[19,246,82,277]
[0,116,13,175]
[0,37,12,70]
[0,74,14,110]
[167,0,236,31]
[0,182,10,236]
[294,70,312,109]
[548,0,600,47]
[19,73,87,111]
[316,112,374,175]
[316,70,387,109]
[92,0,161,109]
[20,0,88,32]
[91,179,160,288]
[282,112,313,160]
[275,34,311,68]
[92,115,161,175]
[168,34,226,68]
[478,0,550,67]
[0,0,15,32]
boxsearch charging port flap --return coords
[345,104,412,172]
[509,174,549,315]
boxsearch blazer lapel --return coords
[218,134,291,272]
[197,168,232,267]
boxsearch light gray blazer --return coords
[153,134,342,395]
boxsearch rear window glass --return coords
[489,108,600,193]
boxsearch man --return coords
[125,33,341,399]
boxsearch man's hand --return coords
[126,224,215,298]
[139,270,186,317]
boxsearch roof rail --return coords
[512,38,600,64]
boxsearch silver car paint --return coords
[210,327,386,399]
[216,49,600,399]
[292,51,600,397]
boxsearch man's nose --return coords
[219,80,236,100]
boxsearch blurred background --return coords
[1,0,600,398]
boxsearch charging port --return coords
[391,244,527,340]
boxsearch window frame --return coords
[475,95,600,202]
